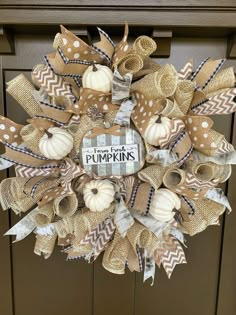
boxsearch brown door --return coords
[0,31,235,315]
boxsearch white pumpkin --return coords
[82,64,113,93]
[83,179,115,212]
[39,127,74,160]
[150,188,181,222]
[143,115,172,146]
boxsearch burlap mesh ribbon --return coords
[133,57,161,80]
[138,165,167,190]
[102,221,158,274]
[7,74,43,117]
[182,198,225,236]
[53,192,78,218]
[20,124,43,155]
[0,177,60,214]
[118,54,144,76]
[185,160,231,184]
[131,64,178,99]
[163,168,207,199]
[34,232,57,259]
[160,99,185,118]
[34,202,54,227]
[68,115,104,153]
[174,80,195,114]
[133,36,157,57]
[115,35,157,77]
[204,67,235,96]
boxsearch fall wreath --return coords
[1,24,235,284]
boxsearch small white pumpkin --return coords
[150,188,181,222]
[39,127,74,160]
[82,64,113,93]
[143,115,172,146]
[83,179,115,212]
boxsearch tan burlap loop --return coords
[160,99,185,118]
[205,87,231,98]
[118,53,144,76]
[53,193,78,218]
[34,202,54,227]
[53,32,63,50]
[69,115,104,154]
[102,230,130,274]
[54,214,77,238]
[0,177,59,214]
[185,160,215,182]
[163,168,185,187]
[133,57,161,80]
[20,124,44,155]
[6,74,43,117]
[185,160,231,183]
[131,64,178,99]
[163,168,207,199]
[133,36,157,57]
[34,233,57,259]
[138,165,167,190]
[127,221,158,255]
[174,80,195,114]
[203,67,235,96]
[182,198,225,236]
[104,110,119,125]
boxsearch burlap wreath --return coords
[1,24,236,284]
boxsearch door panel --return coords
[0,33,235,315]
[0,57,13,315]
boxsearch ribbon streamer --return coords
[146,149,176,166]
[131,210,170,238]
[170,228,187,247]
[112,68,132,104]
[143,249,156,286]
[5,207,38,242]
[114,96,137,126]
[0,158,15,170]
[193,150,236,165]
[205,188,231,212]
[114,196,134,238]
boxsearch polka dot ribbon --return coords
[0,115,23,146]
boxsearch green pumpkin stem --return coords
[155,114,162,124]
[92,63,98,72]
[45,129,53,139]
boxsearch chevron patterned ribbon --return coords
[185,173,217,189]
[159,118,186,148]
[178,59,193,80]
[80,218,116,260]
[79,222,105,246]
[161,237,187,279]
[192,88,236,115]
[60,158,85,194]
[32,64,76,102]
[15,165,59,177]
[93,219,116,259]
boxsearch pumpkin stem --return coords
[92,63,98,72]
[91,188,98,194]
[155,114,162,124]
[45,129,53,139]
